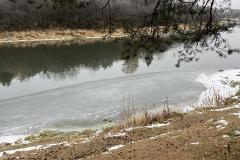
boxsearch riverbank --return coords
[0,28,126,47]
[0,69,239,160]
[0,100,240,160]
[0,21,236,48]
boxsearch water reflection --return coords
[120,37,174,73]
[175,29,240,67]
[0,28,239,87]
[0,41,123,86]
[0,28,240,136]
[0,39,168,86]
[121,28,240,69]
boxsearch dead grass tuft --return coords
[117,96,182,129]
[203,88,225,107]
[195,87,226,109]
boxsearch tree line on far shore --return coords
[0,0,238,30]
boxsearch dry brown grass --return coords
[117,96,183,129]
[200,87,225,108]
[0,28,125,41]
[119,110,182,129]
[197,83,240,108]
[1,95,240,160]
[0,28,126,48]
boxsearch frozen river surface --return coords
[0,27,240,139]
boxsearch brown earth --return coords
[1,98,240,160]
[0,29,125,47]
[0,24,190,48]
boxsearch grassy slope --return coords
[1,75,240,160]
[1,98,240,160]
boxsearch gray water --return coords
[0,27,240,138]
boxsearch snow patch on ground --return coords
[123,122,170,132]
[63,143,72,147]
[145,122,171,129]
[0,135,29,144]
[211,105,240,112]
[108,144,125,151]
[0,144,57,158]
[207,119,214,122]
[231,112,240,118]
[106,133,127,138]
[223,135,230,139]
[123,127,142,132]
[185,69,240,112]
[80,138,91,144]
[216,120,229,126]
[235,130,240,136]
[190,142,200,145]
[215,119,229,130]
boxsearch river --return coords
[0,27,239,140]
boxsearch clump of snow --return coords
[108,144,125,151]
[123,126,142,132]
[215,119,228,130]
[123,122,170,132]
[106,133,127,138]
[231,112,240,118]
[95,130,103,136]
[103,144,126,155]
[234,130,240,136]
[0,144,58,157]
[149,136,157,140]
[232,96,239,99]
[185,69,240,112]
[80,138,91,144]
[216,120,228,126]
[211,105,240,111]
[60,141,81,147]
[207,119,214,122]
[216,126,226,130]
[145,122,170,129]
[216,119,228,126]
[223,135,230,139]
[190,142,200,145]
[63,143,72,147]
